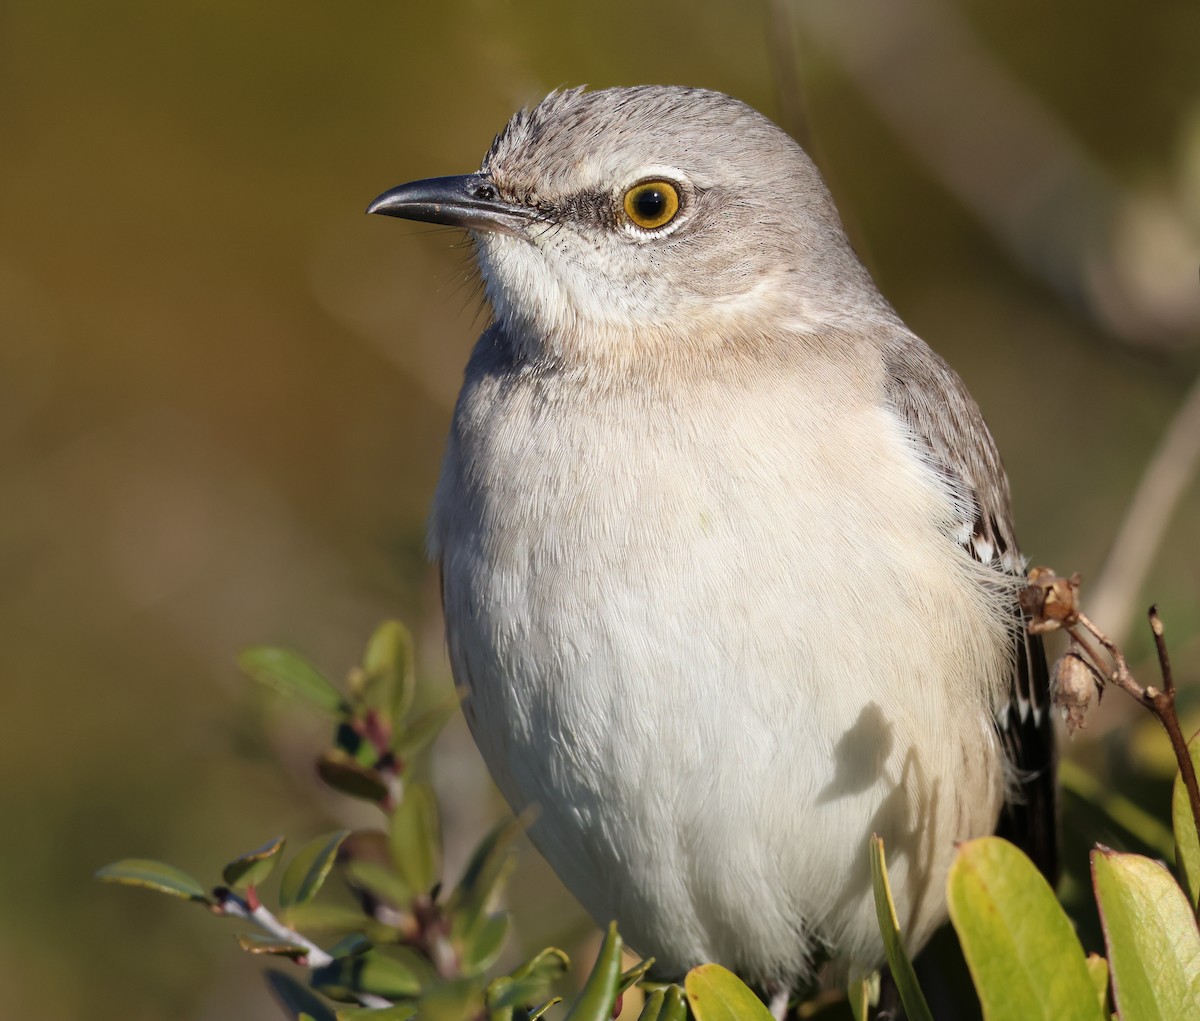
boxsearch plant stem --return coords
[1070,607,1200,921]
[1146,609,1200,892]
[215,889,393,1009]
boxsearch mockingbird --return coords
[368,85,1056,1010]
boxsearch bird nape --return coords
[369,84,1056,1018]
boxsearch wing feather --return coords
[882,333,1058,883]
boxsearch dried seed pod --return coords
[1020,567,1082,633]
[1052,650,1097,736]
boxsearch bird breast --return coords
[432,343,1010,987]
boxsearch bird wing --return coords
[881,332,1058,883]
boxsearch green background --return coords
[2,1,1198,1017]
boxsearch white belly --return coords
[433,361,1011,988]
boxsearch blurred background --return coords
[2,0,1198,1017]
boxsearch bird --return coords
[368,85,1056,1013]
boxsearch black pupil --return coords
[634,187,666,220]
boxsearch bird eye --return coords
[622,180,681,230]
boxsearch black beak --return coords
[367,174,533,237]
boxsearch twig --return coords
[1074,608,1200,868]
[1022,571,1200,919]
[214,887,393,1009]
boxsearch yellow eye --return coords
[623,180,681,230]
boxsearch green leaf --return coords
[344,859,413,909]
[509,946,571,987]
[448,816,522,937]
[618,957,655,996]
[362,620,417,729]
[637,986,686,1021]
[239,646,348,715]
[265,970,338,1021]
[563,922,624,1021]
[236,932,309,959]
[1092,846,1200,1020]
[869,835,934,1021]
[317,750,391,803]
[328,933,372,959]
[1085,954,1110,1015]
[684,963,773,1021]
[527,999,562,1021]
[461,912,510,974]
[418,977,486,1021]
[281,901,374,935]
[947,837,1103,1021]
[394,693,463,758]
[279,830,351,907]
[337,1007,418,1021]
[847,974,872,1021]
[486,947,570,1012]
[222,835,286,889]
[313,949,424,1001]
[1172,731,1200,908]
[389,781,440,895]
[95,859,208,902]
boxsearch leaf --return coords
[239,646,348,715]
[362,620,417,729]
[337,1007,418,1021]
[619,958,655,996]
[265,970,338,1021]
[317,750,390,803]
[281,901,374,935]
[312,949,424,1001]
[1172,731,1200,908]
[563,923,624,1021]
[236,932,309,959]
[95,859,208,902]
[1092,846,1200,1020]
[1085,954,1110,1014]
[448,816,522,937]
[637,986,686,1021]
[461,912,510,974]
[389,781,440,895]
[279,830,351,907]
[947,837,1103,1021]
[344,859,413,909]
[394,693,463,758]
[684,964,773,1021]
[418,977,486,1021]
[486,947,570,1012]
[847,974,871,1021]
[222,835,286,889]
[869,836,934,1021]
[328,933,372,959]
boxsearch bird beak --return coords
[366,174,534,237]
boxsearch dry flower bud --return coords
[1053,651,1097,736]
[1020,567,1082,633]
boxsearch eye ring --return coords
[622,180,681,231]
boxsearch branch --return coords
[1022,569,1200,919]
[214,887,393,1010]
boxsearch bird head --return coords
[369,86,887,367]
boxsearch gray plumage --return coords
[369,85,1056,1003]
